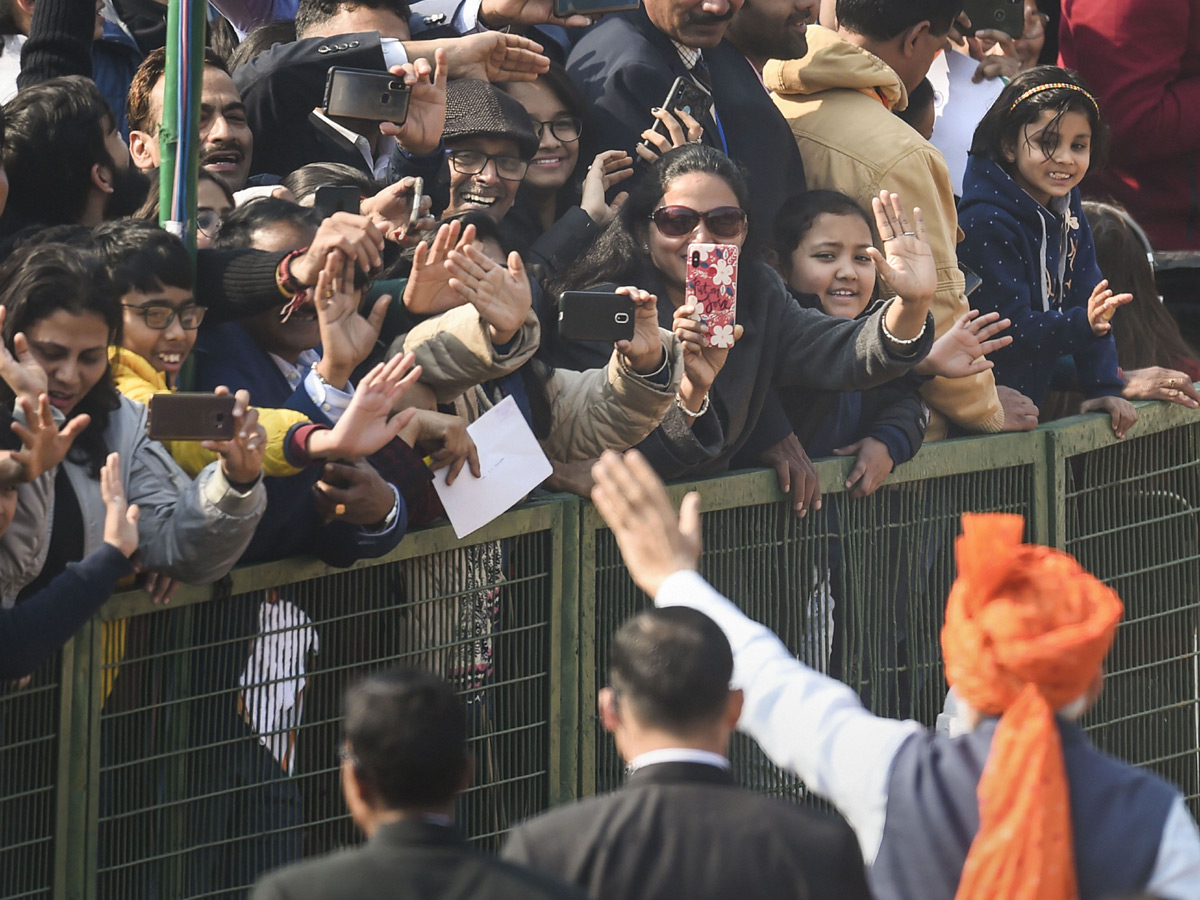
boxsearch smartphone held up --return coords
[147,393,237,442]
[686,243,738,349]
[323,67,412,124]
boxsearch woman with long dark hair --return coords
[550,144,938,481]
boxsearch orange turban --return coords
[941,513,1122,900]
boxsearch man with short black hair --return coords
[127,47,255,192]
[503,607,872,900]
[0,74,148,236]
[251,669,588,900]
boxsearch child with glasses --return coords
[95,219,420,479]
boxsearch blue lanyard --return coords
[709,104,729,155]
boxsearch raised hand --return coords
[397,409,480,485]
[378,49,447,156]
[10,394,91,481]
[421,31,549,83]
[308,353,424,460]
[1086,279,1132,336]
[446,243,532,344]
[204,388,266,485]
[870,190,936,317]
[590,449,702,597]
[480,0,598,29]
[0,308,48,405]
[100,452,139,558]
[580,150,634,227]
[636,107,704,163]
[403,220,471,314]
[615,286,666,373]
[313,250,391,389]
[916,309,1013,378]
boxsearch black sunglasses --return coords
[650,205,747,239]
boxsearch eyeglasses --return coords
[447,149,529,182]
[122,303,208,330]
[650,205,748,239]
[532,116,582,143]
[197,208,222,238]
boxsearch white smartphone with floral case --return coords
[686,242,739,348]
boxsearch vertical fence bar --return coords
[549,496,581,806]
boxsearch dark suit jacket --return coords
[251,819,589,900]
[192,320,407,567]
[503,761,872,900]
[566,8,805,234]
[235,31,391,178]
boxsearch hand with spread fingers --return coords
[446,243,532,345]
[1086,279,1133,336]
[589,449,702,597]
[10,394,90,482]
[916,309,1013,378]
[0,308,48,405]
[403,220,472,315]
[870,190,936,340]
[308,353,424,460]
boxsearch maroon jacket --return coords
[1059,0,1200,250]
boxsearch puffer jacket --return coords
[3,394,267,593]
[403,304,685,462]
[764,27,1003,438]
[957,154,1123,406]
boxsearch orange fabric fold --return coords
[941,513,1122,900]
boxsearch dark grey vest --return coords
[871,718,1179,900]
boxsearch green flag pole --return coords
[157,0,207,259]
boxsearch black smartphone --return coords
[147,393,237,442]
[960,0,1024,38]
[557,292,636,343]
[637,76,713,156]
[314,184,360,220]
[552,0,638,16]
[323,67,411,123]
[960,263,983,297]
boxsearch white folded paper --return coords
[432,395,552,539]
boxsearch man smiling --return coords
[441,77,538,222]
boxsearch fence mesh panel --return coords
[585,461,1037,800]
[1063,418,1200,815]
[92,528,555,900]
[0,653,61,900]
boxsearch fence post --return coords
[549,496,581,806]
[52,619,96,900]
[575,503,599,799]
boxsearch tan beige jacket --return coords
[765,27,1004,437]
[402,304,684,463]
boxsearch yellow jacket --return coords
[765,27,1004,438]
[109,346,312,477]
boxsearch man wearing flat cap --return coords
[440,77,539,223]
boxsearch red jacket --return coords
[1059,0,1200,250]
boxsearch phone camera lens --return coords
[215,413,226,423]
[380,93,391,104]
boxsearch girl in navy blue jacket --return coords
[958,67,1138,438]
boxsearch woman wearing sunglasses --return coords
[500,65,635,277]
[550,144,938,482]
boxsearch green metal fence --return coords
[2,398,1199,899]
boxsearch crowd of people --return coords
[0,0,1198,895]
